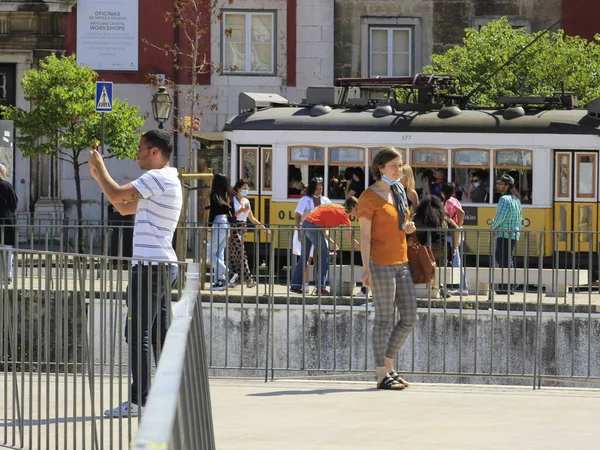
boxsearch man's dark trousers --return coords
[126,264,178,407]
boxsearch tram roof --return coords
[223,107,600,135]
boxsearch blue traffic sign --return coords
[95,81,113,113]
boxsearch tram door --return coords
[554,151,598,253]
[239,146,272,243]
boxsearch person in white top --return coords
[293,177,331,292]
[89,129,183,418]
[228,179,271,288]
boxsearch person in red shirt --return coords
[290,197,360,295]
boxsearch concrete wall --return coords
[334,0,561,78]
[204,303,600,387]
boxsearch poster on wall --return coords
[76,0,138,71]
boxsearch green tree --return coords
[1,54,146,234]
[423,17,600,107]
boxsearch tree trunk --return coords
[73,159,84,253]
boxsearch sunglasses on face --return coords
[471,179,479,183]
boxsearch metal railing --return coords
[0,246,186,450]
[131,263,215,450]
[193,224,600,389]
[1,222,599,449]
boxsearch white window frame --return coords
[368,27,412,78]
[222,11,276,75]
[361,17,421,79]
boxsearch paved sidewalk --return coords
[211,378,600,450]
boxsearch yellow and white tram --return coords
[222,81,600,265]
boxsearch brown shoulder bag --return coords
[407,236,436,284]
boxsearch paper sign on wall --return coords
[76,0,139,71]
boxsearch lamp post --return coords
[151,86,172,129]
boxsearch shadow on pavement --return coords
[0,415,110,427]
[247,387,376,397]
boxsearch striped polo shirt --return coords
[131,167,182,264]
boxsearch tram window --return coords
[328,147,365,200]
[492,169,533,204]
[288,146,325,198]
[412,168,447,199]
[494,150,533,204]
[579,206,592,242]
[289,146,324,163]
[241,148,258,190]
[328,166,347,199]
[263,148,272,191]
[558,205,567,242]
[409,148,448,199]
[411,148,447,166]
[369,148,406,162]
[556,153,570,198]
[452,150,490,203]
[455,169,490,203]
[576,154,596,198]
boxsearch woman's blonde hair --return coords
[402,164,416,191]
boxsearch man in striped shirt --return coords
[492,174,522,295]
[89,129,183,417]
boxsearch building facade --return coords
[59,0,334,223]
[3,0,600,223]
[334,0,561,79]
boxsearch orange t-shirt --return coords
[357,189,408,266]
[305,204,352,228]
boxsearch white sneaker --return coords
[303,284,310,293]
[104,401,142,418]
[361,302,374,308]
[356,291,367,298]
[449,289,469,296]
[246,280,257,288]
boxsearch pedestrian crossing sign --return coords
[95,82,113,113]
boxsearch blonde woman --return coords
[401,165,419,213]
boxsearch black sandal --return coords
[390,372,410,387]
[377,375,405,390]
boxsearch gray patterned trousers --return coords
[370,261,418,367]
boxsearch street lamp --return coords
[151,86,172,129]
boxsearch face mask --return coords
[240,189,249,197]
[473,182,480,188]
[381,174,399,186]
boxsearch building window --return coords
[223,11,275,74]
[369,27,412,77]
